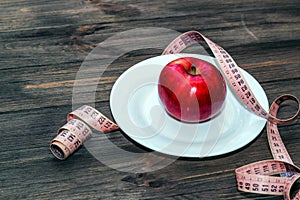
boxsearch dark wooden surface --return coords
[1,0,300,199]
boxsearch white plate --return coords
[110,54,269,157]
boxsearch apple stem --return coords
[191,64,197,75]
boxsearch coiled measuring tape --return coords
[50,31,300,199]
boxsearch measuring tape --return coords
[50,105,119,160]
[163,31,300,199]
[50,31,300,199]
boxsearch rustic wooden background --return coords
[1,0,299,199]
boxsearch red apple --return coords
[158,57,227,123]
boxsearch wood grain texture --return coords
[0,0,299,199]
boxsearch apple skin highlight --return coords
[158,57,227,123]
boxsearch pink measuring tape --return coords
[50,31,300,199]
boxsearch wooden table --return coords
[1,0,299,199]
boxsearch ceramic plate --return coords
[110,54,268,157]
